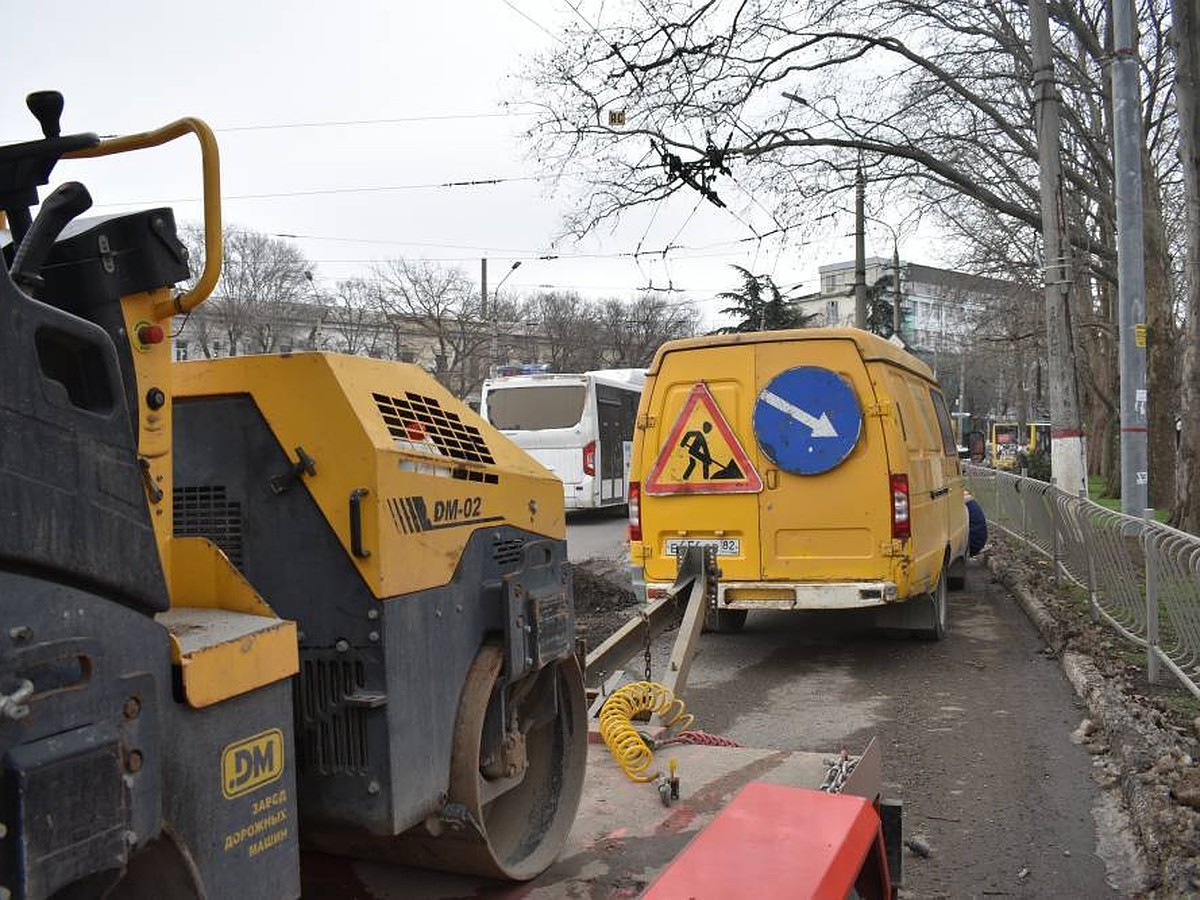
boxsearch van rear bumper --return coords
[644,580,898,610]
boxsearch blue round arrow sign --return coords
[753,367,862,475]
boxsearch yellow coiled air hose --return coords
[598,681,694,783]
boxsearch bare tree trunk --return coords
[1142,147,1180,509]
[1079,54,1120,493]
[1173,0,1200,532]
[1079,276,1118,485]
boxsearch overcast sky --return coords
[3,1,950,329]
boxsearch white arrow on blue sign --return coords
[752,366,863,475]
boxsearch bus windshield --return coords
[484,385,587,430]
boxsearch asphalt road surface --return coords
[566,508,630,563]
[657,562,1139,898]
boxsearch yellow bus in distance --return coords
[989,421,1050,469]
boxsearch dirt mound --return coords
[569,559,639,649]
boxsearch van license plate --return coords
[664,538,740,557]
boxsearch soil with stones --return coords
[569,559,639,651]
[986,533,1200,896]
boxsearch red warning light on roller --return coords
[137,324,165,345]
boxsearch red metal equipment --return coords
[644,781,894,900]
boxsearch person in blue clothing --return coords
[964,490,988,556]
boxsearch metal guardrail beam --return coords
[965,463,1200,699]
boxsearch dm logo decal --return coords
[222,729,285,799]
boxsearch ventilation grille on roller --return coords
[374,391,497,480]
[492,536,525,570]
[173,485,244,567]
[297,657,369,775]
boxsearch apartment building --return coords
[799,257,1017,354]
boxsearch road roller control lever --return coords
[10,181,93,296]
[0,91,100,247]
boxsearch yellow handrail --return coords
[66,117,221,319]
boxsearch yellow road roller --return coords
[0,91,585,898]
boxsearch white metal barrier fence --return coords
[965,464,1200,699]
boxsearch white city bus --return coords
[480,368,645,511]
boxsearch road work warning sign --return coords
[643,383,762,495]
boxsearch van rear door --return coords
[638,345,760,587]
[753,338,894,584]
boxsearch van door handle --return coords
[930,486,949,499]
[766,469,779,490]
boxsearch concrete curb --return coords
[984,551,1065,652]
[984,551,1195,895]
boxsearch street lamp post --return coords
[854,165,868,329]
[890,239,902,339]
[837,204,909,341]
[486,260,521,375]
[495,260,522,297]
[859,217,904,340]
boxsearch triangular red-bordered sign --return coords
[643,382,763,495]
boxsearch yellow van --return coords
[628,328,969,638]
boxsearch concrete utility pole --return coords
[892,241,903,338]
[480,258,488,317]
[957,349,968,444]
[1112,0,1150,514]
[854,165,868,329]
[1029,0,1089,497]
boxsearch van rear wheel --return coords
[704,607,748,633]
[919,570,949,641]
[947,555,967,591]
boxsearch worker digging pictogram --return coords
[643,382,762,495]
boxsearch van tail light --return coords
[583,440,596,476]
[891,474,911,541]
[628,481,642,542]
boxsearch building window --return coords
[174,339,188,361]
[825,300,839,325]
